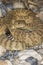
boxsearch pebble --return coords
[0,60,12,65]
[13,2,25,9]
[0,45,6,56]
[37,49,43,55]
[0,50,19,61]
[25,57,38,65]
[17,49,42,61]
[0,2,7,17]
[5,3,13,11]
[36,11,43,21]
[40,61,43,65]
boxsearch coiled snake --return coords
[0,9,43,50]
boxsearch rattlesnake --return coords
[0,9,43,50]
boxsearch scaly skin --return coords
[0,9,43,50]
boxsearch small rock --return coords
[0,45,6,56]
[40,61,43,65]
[13,2,25,9]
[36,11,43,21]
[18,49,42,61]
[5,60,12,65]
[0,9,3,17]
[25,57,38,65]
[5,3,13,11]
[0,60,12,65]
[0,60,7,65]
[0,2,7,17]
[37,49,43,55]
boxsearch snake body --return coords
[0,9,43,50]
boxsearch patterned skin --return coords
[0,9,43,50]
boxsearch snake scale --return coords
[0,9,43,50]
